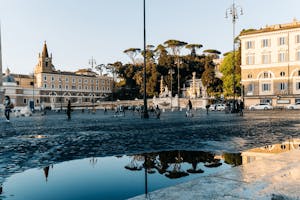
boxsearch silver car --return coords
[287,103,300,109]
[249,103,273,110]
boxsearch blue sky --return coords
[0,0,300,74]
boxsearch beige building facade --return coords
[240,19,300,107]
[2,42,113,109]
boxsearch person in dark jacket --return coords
[3,96,12,122]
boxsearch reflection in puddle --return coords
[1,138,300,200]
[242,138,300,164]
[1,150,232,200]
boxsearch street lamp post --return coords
[59,72,62,111]
[32,71,35,111]
[105,64,115,109]
[169,69,174,109]
[142,0,149,118]
[176,57,181,98]
[225,0,243,112]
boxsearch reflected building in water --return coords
[241,138,300,164]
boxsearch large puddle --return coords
[2,137,300,200]
[0,150,237,200]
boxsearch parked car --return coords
[209,104,225,111]
[286,103,300,109]
[249,103,273,110]
[216,104,225,111]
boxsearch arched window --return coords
[280,72,285,77]
[248,74,253,78]
[264,72,269,78]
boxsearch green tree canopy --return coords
[219,50,241,97]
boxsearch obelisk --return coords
[0,25,4,103]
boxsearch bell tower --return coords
[34,41,55,74]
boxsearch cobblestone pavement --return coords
[1,109,300,185]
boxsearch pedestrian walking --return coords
[3,96,13,122]
[67,100,71,120]
[186,100,193,117]
[155,105,161,119]
[205,104,210,115]
[240,101,244,116]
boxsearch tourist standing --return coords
[3,96,12,122]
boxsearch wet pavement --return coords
[0,109,300,198]
[130,148,300,200]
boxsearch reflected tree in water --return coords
[124,150,226,179]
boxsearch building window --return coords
[278,37,286,45]
[23,99,27,104]
[65,85,69,90]
[65,77,69,82]
[246,54,255,65]
[296,35,300,43]
[296,51,300,61]
[79,85,82,90]
[262,83,271,92]
[246,41,254,49]
[248,74,253,78]
[263,72,270,78]
[262,54,270,64]
[44,84,47,88]
[262,39,270,48]
[72,78,75,83]
[280,72,285,77]
[79,79,82,83]
[51,84,55,89]
[279,82,286,90]
[96,80,99,84]
[30,81,34,86]
[296,82,300,90]
[51,76,55,81]
[91,79,94,84]
[85,86,88,90]
[84,79,88,83]
[72,86,76,90]
[44,75,47,81]
[248,84,254,92]
[59,85,62,89]
[102,80,105,84]
[278,52,287,62]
